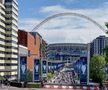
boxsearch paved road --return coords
[0,88,72,90]
[0,87,74,90]
[0,85,74,90]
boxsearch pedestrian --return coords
[24,81,27,88]
[0,80,2,88]
[99,83,104,90]
[21,82,24,88]
[40,80,43,88]
[5,78,10,88]
[7,80,10,88]
[5,78,7,86]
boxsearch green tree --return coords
[46,72,55,80]
[105,22,108,28]
[104,46,108,64]
[27,69,33,82]
[105,22,108,34]
[90,55,106,84]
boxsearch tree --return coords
[90,55,106,84]
[46,72,55,81]
[105,22,108,34]
[27,69,33,82]
[105,22,108,29]
[104,46,108,64]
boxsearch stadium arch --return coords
[31,12,107,33]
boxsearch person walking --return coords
[7,79,10,88]
[0,80,2,88]
[5,78,10,88]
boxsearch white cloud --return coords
[40,5,65,14]
[19,2,108,44]
[60,0,78,4]
[19,18,41,31]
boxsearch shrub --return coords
[27,83,41,88]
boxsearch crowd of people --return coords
[47,67,80,85]
[47,61,81,85]
[54,71,75,85]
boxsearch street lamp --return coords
[87,43,90,85]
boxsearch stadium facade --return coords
[47,35,108,62]
[47,43,89,62]
[47,43,90,84]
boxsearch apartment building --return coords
[90,35,108,57]
[0,0,18,80]
[0,0,6,78]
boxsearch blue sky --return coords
[18,0,108,19]
[18,0,108,44]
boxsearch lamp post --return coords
[87,43,90,85]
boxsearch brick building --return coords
[27,32,41,71]
[18,30,27,47]
[18,30,42,71]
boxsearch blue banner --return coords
[20,56,27,82]
[52,63,54,71]
[74,60,80,73]
[42,60,47,77]
[48,62,51,72]
[34,59,40,81]
[80,57,87,84]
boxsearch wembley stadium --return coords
[47,43,89,62]
[47,43,90,85]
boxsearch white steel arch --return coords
[31,12,107,33]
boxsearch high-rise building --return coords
[0,0,6,78]
[90,36,108,57]
[0,0,18,80]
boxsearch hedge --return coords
[27,83,41,88]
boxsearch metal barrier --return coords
[44,84,100,90]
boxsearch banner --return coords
[48,62,51,72]
[34,59,40,81]
[80,57,87,84]
[20,56,27,82]
[52,63,54,71]
[74,60,80,73]
[42,60,47,77]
